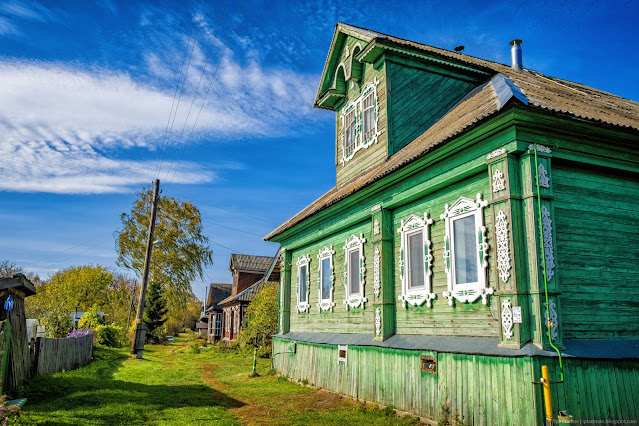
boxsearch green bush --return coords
[238,281,278,348]
[78,304,104,330]
[95,324,123,347]
[43,306,72,338]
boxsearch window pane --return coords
[349,249,360,295]
[362,93,374,141]
[344,109,356,157]
[408,232,425,289]
[453,215,478,284]
[321,257,331,300]
[299,265,308,302]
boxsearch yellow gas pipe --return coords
[541,365,553,425]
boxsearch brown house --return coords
[218,254,275,342]
[203,283,232,342]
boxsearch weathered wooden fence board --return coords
[31,335,93,376]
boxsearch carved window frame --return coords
[397,213,436,308]
[317,246,336,312]
[340,78,380,164]
[440,194,493,305]
[343,234,367,309]
[296,255,311,313]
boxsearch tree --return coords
[43,306,72,338]
[238,281,279,348]
[0,260,23,278]
[115,187,213,325]
[143,281,168,343]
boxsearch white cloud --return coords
[0,52,320,194]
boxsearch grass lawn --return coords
[14,334,422,425]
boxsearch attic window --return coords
[340,78,380,163]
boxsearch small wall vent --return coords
[421,354,437,375]
[337,345,348,365]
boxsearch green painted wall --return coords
[392,172,499,337]
[386,60,476,155]
[290,221,374,334]
[274,338,639,425]
[553,162,639,339]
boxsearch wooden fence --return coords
[30,334,93,376]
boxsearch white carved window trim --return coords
[397,213,436,308]
[317,246,336,312]
[495,210,512,283]
[440,193,493,305]
[296,255,311,313]
[343,234,367,309]
[233,306,240,334]
[340,78,380,164]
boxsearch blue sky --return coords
[1,0,638,303]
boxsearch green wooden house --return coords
[265,23,639,424]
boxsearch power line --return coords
[161,0,231,183]
[165,0,245,186]
[155,0,208,179]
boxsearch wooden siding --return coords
[387,60,476,155]
[274,338,639,424]
[290,221,374,334]
[392,172,499,337]
[336,37,388,187]
[273,338,538,425]
[553,162,639,339]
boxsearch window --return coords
[317,246,335,312]
[397,213,436,308]
[343,107,356,159]
[440,194,493,305]
[343,234,367,309]
[296,255,311,313]
[337,345,348,365]
[214,313,222,337]
[340,78,380,163]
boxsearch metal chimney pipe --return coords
[509,39,523,71]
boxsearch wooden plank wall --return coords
[32,335,93,375]
[290,221,373,334]
[393,173,499,337]
[533,356,639,422]
[273,338,539,425]
[387,61,476,155]
[0,289,32,395]
[553,162,639,339]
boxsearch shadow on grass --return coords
[17,346,244,425]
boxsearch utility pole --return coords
[131,178,160,359]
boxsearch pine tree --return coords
[143,281,168,343]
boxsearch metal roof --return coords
[228,254,274,273]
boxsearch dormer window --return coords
[340,78,380,163]
[343,106,357,159]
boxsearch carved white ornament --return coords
[540,205,556,282]
[317,246,336,312]
[441,194,492,305]
[495,210,511,283]
[501,299,514,340]
[296,255,311,313]
[544,298,558,341]
[486,148,507,160]
[397,213,436,308]
[375,308,381,336]
[537,164,550,188]
[343,234,368,310]
[340,78,381,164]
[528,144,552,153]
[492,169,506,192]
[373,246,381,297]
[373,219,380,236]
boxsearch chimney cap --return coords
[509,39,523,46]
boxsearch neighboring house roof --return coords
[228,254,274,274]
[0,274,36,297]
[218,278,269,306]
[265,23,639,241]
[205,283,232,312]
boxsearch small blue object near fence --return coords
[4,296,13,311]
